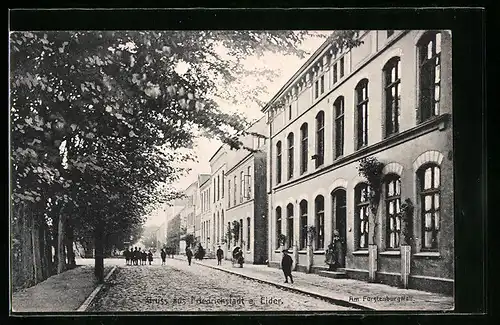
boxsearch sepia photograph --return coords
[9,14,463,314]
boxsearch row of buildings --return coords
[165,30,454,295]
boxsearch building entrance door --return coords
[332,188,347,267]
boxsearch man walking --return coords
[186,247,193,266]
[216,246,224,265]
[160,249,167,265]
[281,249,294,284]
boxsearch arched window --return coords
[355,79,369,149]
[385,174,402,249]
[276,207,282,249]
[315,195,325,250]
[315,111,325,168]
[287,203,294,248]
[287,133,294,180]
[384,57,401,137]
[299,200,308,249]
[276,141,282,184]
[300,123,308,174]
[418,31,442,123]
[333,96,344,158]
[418,164,441,250]
[355,183,370,249]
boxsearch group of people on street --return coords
[281,229,345,284]
[124,247,154,265]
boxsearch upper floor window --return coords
[387,30,394,38]
[300,123,308,174]
[287,133,294,180]
[334,96,344,158]
[228,180,231,208]
[213,181,216,203]
[217,175,220,201]
[240,171,244,203]
[288,105,292,120]
[385,174,402,249]
[355,79,369,149]
[339,57,345,78]
[418,31,442,123]
[221,171,224,198]
[418,164,441,250]
[333,63,338,84]
[233,175,237,206]
[320,75,325,94]
[276,141,282,184]
[247,166,252,199]
[384,57,401,137]
[315,111,325,168]
[314,79,319,99]
[355,183,370,250]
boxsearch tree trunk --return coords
[65,222,76,267]
[57,214,66,274]
[32,218,43,283]
[94,222,105,283]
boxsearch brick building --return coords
[263,30,453,294]
[225,117,269,264]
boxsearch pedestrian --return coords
[333,230,345,269]
[124,247,131,265]
[141,250,147,265]
[281,249,294,284]
[147,250,153,265]
[216,245,223,266]
[186,247,193,266]
[160,249,167,265]
[133,247,140,265]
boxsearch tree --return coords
[10,30,361,284]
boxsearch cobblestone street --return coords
[88,258,358,311]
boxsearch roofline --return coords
[208,144,227,163]
[261,33,334,113]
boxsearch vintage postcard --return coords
[9,10,464,314]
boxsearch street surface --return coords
[88,257,358,311]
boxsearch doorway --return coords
[332,188,347,267]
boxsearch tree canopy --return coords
[10,30,360,248]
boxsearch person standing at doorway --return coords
[186,247,193,266]
[216,246,224,265]
[281,249,294,284]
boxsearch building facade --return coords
[263,30,453,294]
[209,146,227,255]
[225,117,269,264]
[199,175,212,254]
[196,174,211,244]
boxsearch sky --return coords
[144,31,330,227]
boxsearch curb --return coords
[76,266,117,312]
[173,257,373,311]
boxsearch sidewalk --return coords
[179,257,454,311]
[11,264,112,313]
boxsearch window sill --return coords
[380,250,401,256]
[352,250,369,256]
[298,250,307,254]
[413,251,441,259]
[313,250,325,255]
[274,249,281,253]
